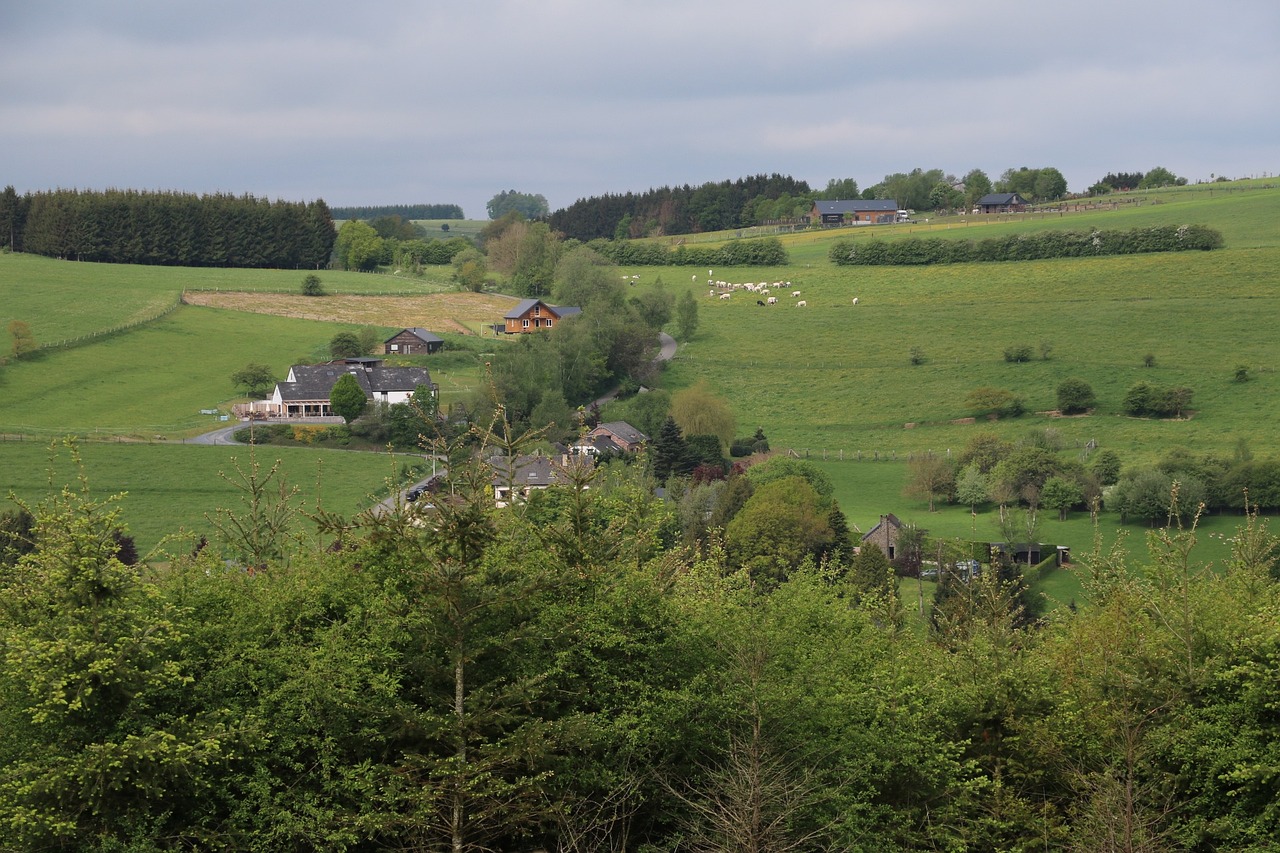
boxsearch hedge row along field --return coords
[587,235,788,266]
[829,224,1223,266]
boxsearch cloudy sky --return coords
[5,1,1277,219]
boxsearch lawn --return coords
[0,438,412,555]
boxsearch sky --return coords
[5,1,1278,220]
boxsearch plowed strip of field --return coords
[182,291,519,335]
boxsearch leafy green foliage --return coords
[328,331,364,359]
[831,224,1224,266]
[328,373,367,424]
[301,273,324,296]
[1056,377,1096,414]
[230,362,276,398]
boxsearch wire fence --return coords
[36,294,184,354]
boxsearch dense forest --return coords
[548,174,814,241]
[0,187,335,269]
[329,203,464,221]
[2,436,1279,852]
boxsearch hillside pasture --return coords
[657,236,1280,463]
[0,439,409,555]
[0,252,459,350]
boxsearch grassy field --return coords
[1,439,415,555]
[2,182,1276,563]
[651,184,1280,462]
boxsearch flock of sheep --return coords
[697,272,858,308]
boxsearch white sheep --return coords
[851,297,859,305]
[767,296,777,305]
[791,290,801,298]
[796,300,807,307]
[719,292,732,300]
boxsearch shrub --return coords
[1003,344,1033,363]
[301,274,324,296]
[966,387,1025,419]
[1056,378,1096,414]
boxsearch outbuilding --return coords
[384,328,443,355]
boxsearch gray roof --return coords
[977,193,1026,205]
[503,299,581,320]
[276,364,434,403]
[386,327,443,345]
[813,199,900,215]
[488,453,562,488]
[595,421,647,445]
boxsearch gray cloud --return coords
[4,1,1277,218]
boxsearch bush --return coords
[1003,344,1033,363]
[1056,378,1096,414]
[966,387,1025,419]
[301,274,324,296]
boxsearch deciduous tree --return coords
[329,372,368,424]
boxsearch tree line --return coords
[0,187,335,269]
[329,203,463,221]
[3,436,1279,851]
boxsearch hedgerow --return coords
[588,236,788,267]
[829,224,1223,266]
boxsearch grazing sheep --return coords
[791,290,801,297]
[796,300,807,307]
[719,292,732,300]
[851,297,859,305]
[767,296,777,305]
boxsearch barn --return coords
[811,199,901,226]
[975,193,1029,214]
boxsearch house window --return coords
[533,305,541,317]
[522,319,530,329]
[390,344,399,351]
[546,319,553,328]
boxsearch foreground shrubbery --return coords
[830,223,1224,265]
[4,438,1280,852]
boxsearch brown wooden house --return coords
[385,328,443,355]
[502,299,582,334]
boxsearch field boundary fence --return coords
[36,294,184,354]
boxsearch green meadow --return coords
[1,439,413,554]
[651,183,1280,463]
[1,182,1276,560]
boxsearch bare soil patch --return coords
[182,291,520,336]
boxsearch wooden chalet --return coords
[502,299,582,334]
[975,193,1029,214]
[811,199,900,226]
[384,328,443,355]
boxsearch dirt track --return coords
[182,291,520,336]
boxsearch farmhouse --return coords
[254,358,437,418]
[975,193,1029,214]
[489,452,592,507]
[811,199,901,226]
[501,299,582,334]
[384,328,443,355]
[571,420,648,456]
